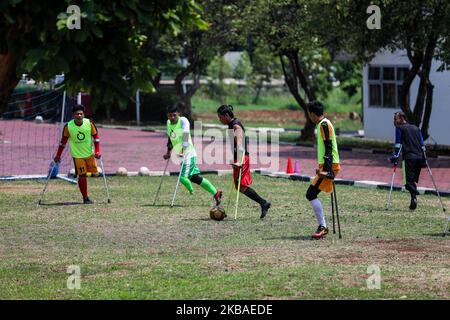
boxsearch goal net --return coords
[0,86,75,180]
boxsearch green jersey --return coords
[167,116,196,156]
[316,118,340,164]
[67,119,94,158]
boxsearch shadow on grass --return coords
[265,235,314,241]
[141,204,184,208]
[423,232,450,237]
[38,202,81,206]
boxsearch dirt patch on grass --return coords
[0,184,43,194]
[0,183,74,195]
[359,238,450,254]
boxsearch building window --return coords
[368,65,409,108]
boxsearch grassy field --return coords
[192,88,363,132]
[0,175,449,300]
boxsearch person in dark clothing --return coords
[217,105,271,219]
[389,111,427,210]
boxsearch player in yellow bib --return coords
[306,101,341,239]
[53,104,101,204]
[163,103,222,206]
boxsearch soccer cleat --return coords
[409,196,417,210]
[214,190,223,206]
[83,197,93,204]
[312,225,329,239]
[260,201,271,219]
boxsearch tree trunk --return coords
[413,70,428,126]
[421,81,434,141]
[279,52,315,141]
[0,52,19,116]
[401,47,422,122]
[252,79,263,104]
[175,68,201,122]
[150,72,162,91]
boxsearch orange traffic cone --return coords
[286,157,294,174]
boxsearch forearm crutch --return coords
[171,153,187,208]
[234,152,246,220]
[153,157,170,206]
[37,161,57,206]
[99,156,111,204]
[423,157,448,236]
[333,182,342,239]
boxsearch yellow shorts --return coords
[311,163,341,193]
[73,156,98,176]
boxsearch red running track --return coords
[1,120,450,191]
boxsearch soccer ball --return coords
[210,205,226,221]
[116,167,128,176]
[138,166,150,176]
[68,168,76,178]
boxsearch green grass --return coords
[192,87,361,114]
[191,88,363,132]
[192,93,298,113]
[0,176,449,299]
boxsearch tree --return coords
[243,0,354,140]
[246,43,282,104]
[144,0,244,120]
[205,55,233,103]
[0,0,205,116]
[341,0,450,140]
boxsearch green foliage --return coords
[233,51,252,80]
[204,56,233,103]
[206,56,232,79]
[0,0,206,115]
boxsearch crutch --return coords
[171,153,187,208]
[37,161,57,206]
[225,178,236,213]
[99,156,111,203]
[331,192,336,234]
[423,155,448,236]
[234,152,246,220]
[153,157,170,206]
[385,163,399,210]
[386,145,402,210]
[332,182,342,239]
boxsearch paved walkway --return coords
[1,120,450,191]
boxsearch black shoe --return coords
[409,197,417,210]
[260,201,271,219]
[83,197,93,204]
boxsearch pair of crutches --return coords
[385,147,448,236]
[152,153,187,208]
[37,156,111,205]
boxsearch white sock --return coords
[311,199,326,228]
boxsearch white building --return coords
[362,50,450,145]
